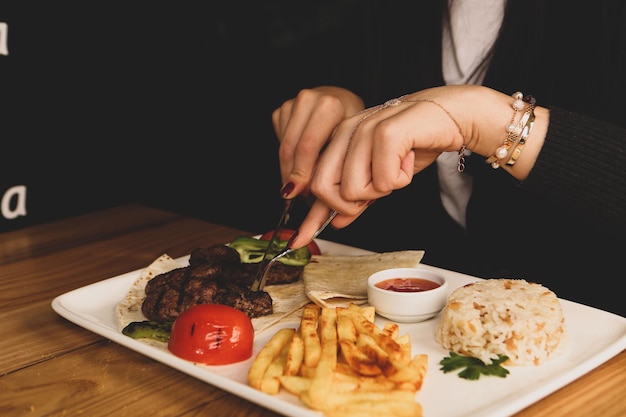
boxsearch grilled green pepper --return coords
[122,320,173,342]
[228,236,311,266]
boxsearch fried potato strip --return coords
[248,303,427,417]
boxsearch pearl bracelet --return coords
[485,92,535,169]
[506,96,536,166]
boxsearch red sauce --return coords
[375,277,440,292]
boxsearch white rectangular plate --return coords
[52,239,626,417]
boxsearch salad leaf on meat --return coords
[228,236,311,266]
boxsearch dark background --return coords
[0,1,359,234]
[3,2,625,317]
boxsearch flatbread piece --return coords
[303,250,425,308]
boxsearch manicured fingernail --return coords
[280,182,295,198]
[367,199,376,206]
[286,231,298,249]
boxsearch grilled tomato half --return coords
[168,304,254,365]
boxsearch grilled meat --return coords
[141,243,301,321]
[189,245,240,267]
[190,244,304,286]
[142,269,272,320]
[233,262,304,285]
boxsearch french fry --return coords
[332,371,396,392]
[305,307,338,408]
[249,302,428,417]
[321,389,417,410]
[327,374,362,393]
[356,333,393,375]
[397,333,412,362]
[347,303,375,322]
[299,303,322,368]
[336,308,357,342]
[325,399,423,417]
[382,321,400,340]
[284,332,304,376]
[347,309,405,365]
[339,339,382,376]
[259,370,281,394]
[333,361,362,377]
[298,363,317,378]
[345,309,382,338]
[259,339,291,394]
[278,375,311,395]
[247,327,295,390]
[338,308,385,375]
[318,306,338,360]
[391,354,428,392]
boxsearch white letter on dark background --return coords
[0,22,8,56]
[1,185,27,219]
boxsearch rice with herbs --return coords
[434,279,566,366]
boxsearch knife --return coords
[249,199,293,292]
[250,202,338,292]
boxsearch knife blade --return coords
[250,203,338,293]
[249,199,293,292]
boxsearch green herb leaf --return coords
[228,236,311,266]
[439,351,510,380]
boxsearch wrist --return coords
[464,87,521,157]
[501,106,548,180]
[466,88,548,181]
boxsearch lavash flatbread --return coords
[303,250,425,308]
[115,253,310,344]
[116,254,185,330]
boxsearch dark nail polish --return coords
[280,182,295,198]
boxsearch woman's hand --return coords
[309,86,474,214]
[284,85,548,250]
[272,86,364,198]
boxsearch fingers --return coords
[342,111,415,198]
[307,117,379,215]
[289,200,365,250]
[308,106,406,213]
[272,88,365,199]
[282,96,346,192]
[310,97,462,209]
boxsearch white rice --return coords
[434,279,566,366]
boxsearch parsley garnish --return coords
[439,352,510,380]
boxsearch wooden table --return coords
[1,204,624,417]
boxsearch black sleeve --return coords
[522,107,626,237]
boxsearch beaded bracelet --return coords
[485,92,535,169]
[506,96,536,166]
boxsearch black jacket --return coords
[316,0,626,316]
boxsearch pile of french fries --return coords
[248,303,427,417]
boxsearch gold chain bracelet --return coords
[485,92,536,169]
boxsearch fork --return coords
[250,209,338,292]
